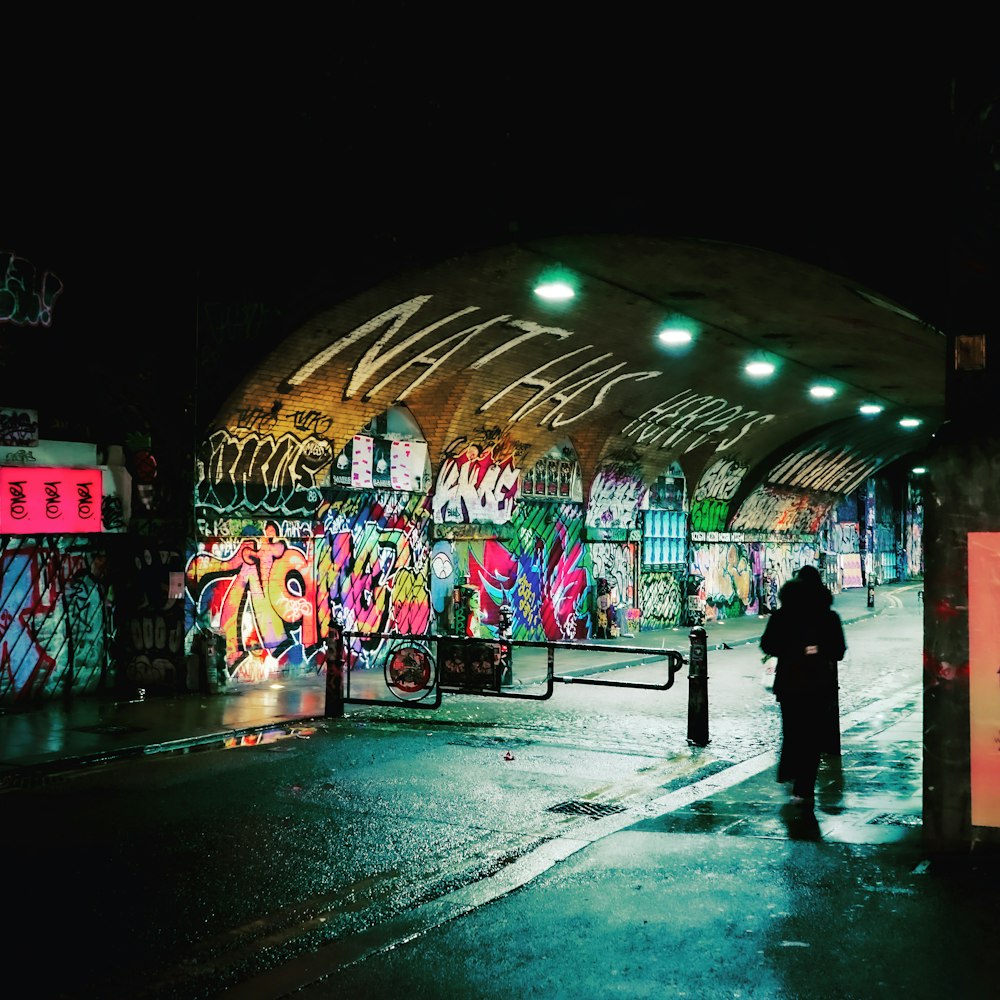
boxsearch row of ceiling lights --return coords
[532,279,923,431]
[535,278,929,475]
[658,326,924,429]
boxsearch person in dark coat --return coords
[760,565,846,806]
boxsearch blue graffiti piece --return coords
[429,540,456,613]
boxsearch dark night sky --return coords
[9,47,963,315]
[5,35,992,446]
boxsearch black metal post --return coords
[325,614,345,718]
[867,580,875,608]
[498,602,514,686]
[687,626,709,747]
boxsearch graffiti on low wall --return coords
[459,501,590,642]
[196,429,332,517]
[186,525,319,683]
[0,537,111,703]
[432,429,523,525]
[320,490,432,667]
[730,486,835,534]
[638,570,684,630]
[689,458,748,533]
[691,542,755,621]
[590,542,634,615]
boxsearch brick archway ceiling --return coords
[221,234,945,508]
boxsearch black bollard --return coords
[867,581,875,608]
[687,625,709,747]
[325,614,345,718]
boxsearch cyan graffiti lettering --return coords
[0,252,63,327]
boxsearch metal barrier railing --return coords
[323,624,710,746]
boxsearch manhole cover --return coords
[72,724,149,735]
[547,800,626,818]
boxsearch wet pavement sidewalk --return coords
[230,682,969,1000]
[0,582,911,778]
[11,580,990,999]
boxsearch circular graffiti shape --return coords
[384,642,435,702]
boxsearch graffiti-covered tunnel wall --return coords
[184,415,924,689]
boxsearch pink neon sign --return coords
[0,466,103,533]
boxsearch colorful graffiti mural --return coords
[689,539,817,620]
[730,485,835,534]
[320,491,432,666]
[432,429,523,525]
[196,429,333,517]
[691,542,755,621]
[0,536,112,704]
[460,501,591,642]
[186,526,319,683]
[638,570,685,630]
[689,458,747,533]
[586,462,645,534]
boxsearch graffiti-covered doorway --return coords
[0,535,115,704]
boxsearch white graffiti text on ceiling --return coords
[275,295,774,451]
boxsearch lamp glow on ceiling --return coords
[658,327,692,346]
[533,280,575,302]
[859,403,884,415]
[745,360,775,377]
[912,466,927,474]
[809,384,837,399]
[899,417,923,429]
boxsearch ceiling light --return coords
[859,403,884,415]
[912,466,927,474]
[899,417,923,429]
[745,360,775,377]
[809,385,837,399]
[658,327,692,345]
[534,280,575,302]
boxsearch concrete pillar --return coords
[922,75,1000,854]
[922,427,998,852]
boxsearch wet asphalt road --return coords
[5,601,922,1000]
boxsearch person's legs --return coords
[790,698,823,802]
[792,745,820,802]
[778,700,802,786]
